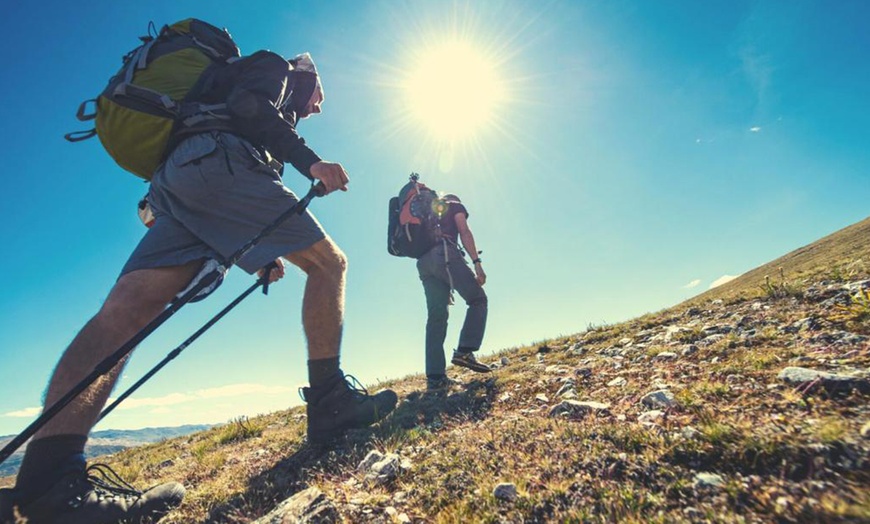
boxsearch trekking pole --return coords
[97,262,278,423]
[0,183,324,465]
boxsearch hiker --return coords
[0,22,397,524]
[419,191,491,389]
[389,177,490,390]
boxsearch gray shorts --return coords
[121,131,326,277]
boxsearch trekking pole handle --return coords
[261,261,278,295]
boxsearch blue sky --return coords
[0,0,868,434]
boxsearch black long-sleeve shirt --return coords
[179,50,321,179]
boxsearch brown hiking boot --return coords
[451,351,492,373]
[0,460,184,524]
[301,373,398,444]
[426,375,460,391]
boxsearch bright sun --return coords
[403,40,505,141]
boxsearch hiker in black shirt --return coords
[417,193,491,390]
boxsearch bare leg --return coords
[35,261,202,439]
[284,237,347,360]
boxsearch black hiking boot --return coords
[0,456,184,524]
[301,373,398,444]
[451,350,492,373]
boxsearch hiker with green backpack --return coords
[0,19,397,524]
[388,174,491,390]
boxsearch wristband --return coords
[472,258,482,265]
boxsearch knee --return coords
[289,238,347,279]
[326,243,348,277]
[468,291,488,309]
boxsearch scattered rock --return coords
[782,317,820,334]
[357,450,384,472]
[861,421,870,439]
[694,472,725,489]
[556,382,575,398]
[358,450,409,485]
[549,400,611,419]
[641,390,676,409]
[501,356,510,366]
[493,483,518,501]
[699,334,726,346]
[681,426,700,440]
[575,367,593,379]
[664,326,690,342]
[607,377,627,387]
[654,351,678,361]
[252,487,339,524]
[681,344,699,356]
[777,367,870,395]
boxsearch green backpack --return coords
[66,19,241,180]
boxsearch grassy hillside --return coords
[690,215,870,306]
[4,216,870,523]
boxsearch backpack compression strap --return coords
[65,23,235,143]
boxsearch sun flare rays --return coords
[355,2,541,177]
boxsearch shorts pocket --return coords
[170,134,218,168]
[172,134,236,193]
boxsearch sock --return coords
[307,357,340,388]
[457,346,477,354]
[15,434,88,495]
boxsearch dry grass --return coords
[3,216,869,523]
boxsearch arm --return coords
[454,213,486,286]
[224,51,321,178]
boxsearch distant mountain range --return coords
[0,424,213,478]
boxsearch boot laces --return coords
[83,463,142,500]
[342,374,370,402]
[298,374,371,403]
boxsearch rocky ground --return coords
[3,278,868,523]
[176,277,869,523]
